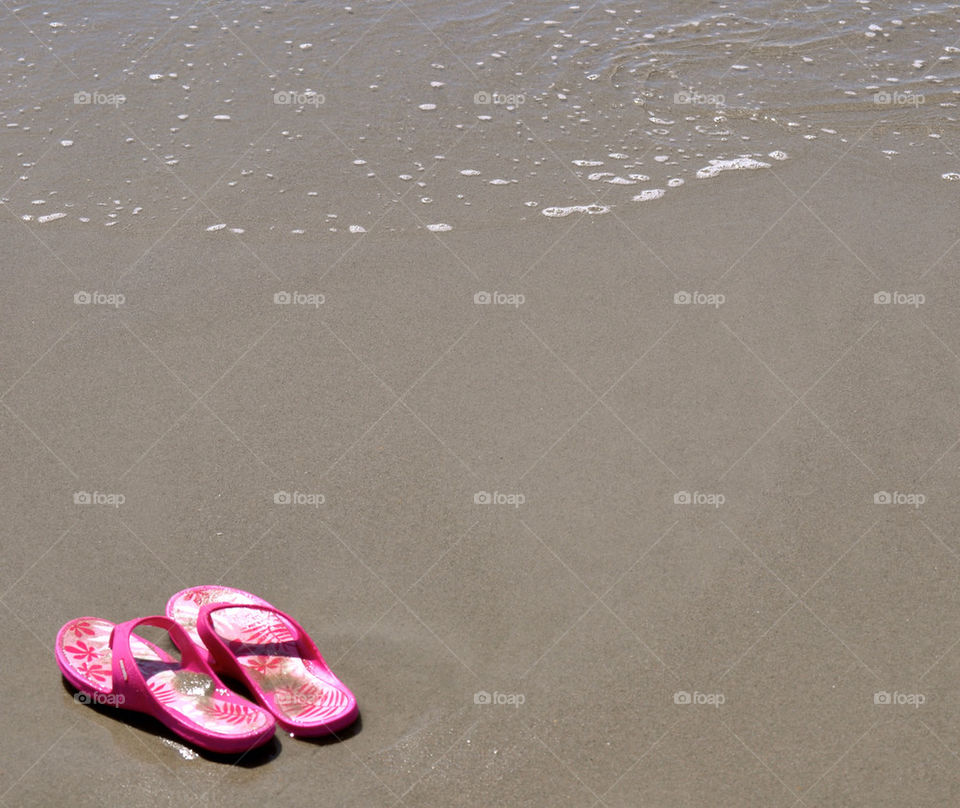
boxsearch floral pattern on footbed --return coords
[146,671,272,734]
[219,611,351,725]
[59,618,271,736]
[170,587,265,647]
[59,618,162,692]
[258,669,352,725]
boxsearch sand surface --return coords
[4,1,960,805]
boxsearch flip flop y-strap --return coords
[165,585,271,669]
[108,615,212,711]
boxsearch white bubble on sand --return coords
[572,160,604,166]
[149,74,164,81]
[60,139,73,147]
[633,189,665,202]
[206,223,227,231]
[768,150,789,161]
[588,172,614,181]
[606,176,636,185]
[419,103,437,111]
[230,227,245,234]
[349,225,366,233]
[427,223,452,231]
[488,179,510,185]
[214,114,231,121]
[667,178,684,187]
[459,169,481,176]
[608,152,629,159]
[942,172,960,181]
[541,203,610,217]
[37,212,66,223]
[696,156,771,179]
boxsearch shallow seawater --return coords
[1,0,958,232]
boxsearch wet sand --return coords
[4,1,960,806]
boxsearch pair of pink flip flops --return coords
[55,585,358,754]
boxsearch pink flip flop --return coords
[56,615,276,754]
[167,586,359,737]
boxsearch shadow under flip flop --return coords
[290,714,363,746]
[60,677,282,766]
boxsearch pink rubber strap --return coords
[197,602,323,665]
[109,615,210,709]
